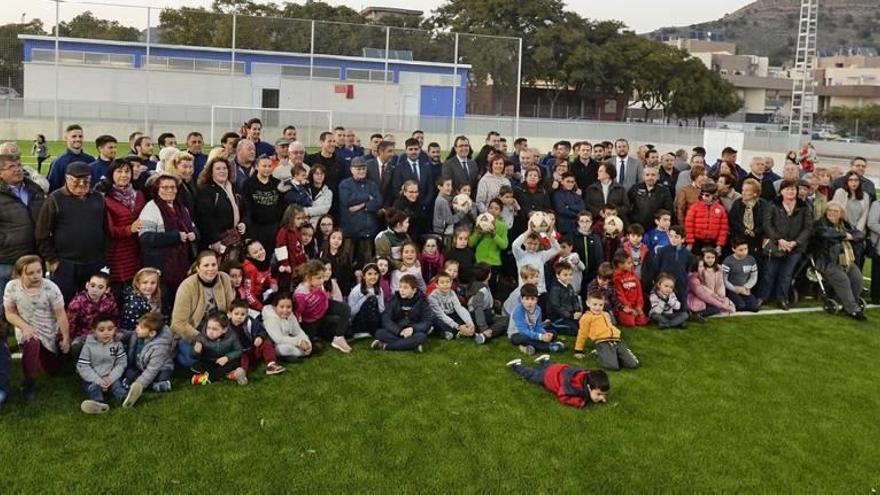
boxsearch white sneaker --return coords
[474,333,487,345]
[331,336,353,354]
[534,354,550,364]
[123,382,143,408]
[518,345,536,356]
[506,358,522,367]
[80,400,109,415]
[351,332,372,341]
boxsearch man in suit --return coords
[607,138,643,191]
[365,140,397,207]
[442,135,479,194]
[393,137,432,205]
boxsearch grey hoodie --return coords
[428,289,473,328]
[76,334,126,385]
[127,326,174,388]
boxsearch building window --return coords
[281,65,341,80]
[346,68,393,82]
[30,48,134,68]
[147,55,244,74]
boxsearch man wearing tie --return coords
[366,140,396,207]
[392,138,431,202]
[607,138,643,191]
[442,135,479,195]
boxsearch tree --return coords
[667,60,743,126]
[823,105,880,140]
[55,11,140,41]
[0,19,46,94]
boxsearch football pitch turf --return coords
[1,308,878,492]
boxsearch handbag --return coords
[216,227,243,262]
[761,238,785,258]
[839,239,855,270]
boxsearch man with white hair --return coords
[232,139,256,189]
[272,140,308,181]
[739,156,776,201]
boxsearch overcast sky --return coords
[6,0,755,33]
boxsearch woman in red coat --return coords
[103,159,146,288]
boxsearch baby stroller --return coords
[802,254,867,314]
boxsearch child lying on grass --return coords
[506,354,609,408]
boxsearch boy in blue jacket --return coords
[652,225,693,306]
[508,284,565,356]
[373,274,432,352]
[552,173,585,236]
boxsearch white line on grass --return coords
[713,304,879,318]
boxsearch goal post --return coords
[210,105,333,146]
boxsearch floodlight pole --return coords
[451,32,459,145]
[145,6,151,134]
[514,37,522,139]
[53,0,59,140]
[383,26,390,135]
[308,20,315,144]
[229,12,237,143]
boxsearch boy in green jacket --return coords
[191,311,247,386]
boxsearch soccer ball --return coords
[604,215,624,236]
[475,212,495,233]
[528,211,552,233]
[451,193,472,213]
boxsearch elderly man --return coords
[740,156,776,201]
[628,166,674,229]
[36,162,106,303]
[773,160,801,196]
[339,157,382,269]
[232,139,256,189]
[0,153,47,307]
[272,140,307,181]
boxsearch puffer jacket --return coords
[685,199,729,248]
[0,178,46,264]
[338,177,382,238]
[127,326,174,388]
[764,197,812,253]
[552,188,586,235]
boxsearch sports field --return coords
[1,308,877,492]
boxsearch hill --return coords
[647,0,880,65]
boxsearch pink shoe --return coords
[331,336,352,354]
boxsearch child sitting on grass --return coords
[372,274,432,352]
[466,263,507,344]
[348,263,385,339]
[575,292,640,371]
[191,311,247,386]
[119,267,163,338]
[262,292,312,361]
[613,252,648,327]
[66,272,118,357]
[224,261,248,302]
[648,273,689,329]
[586,262,618,322]
[428,271,475,341]
[390,241,426,292]
[722,238,761,313]
[508,284,565,356]
[294,260,352,354]
[122,312,173,408]
[687,248,736,317]
[227,299,286,376]
[76,314,127,414]
[506,354,610,408]
[546,261,583,335]
[241,240,279,311]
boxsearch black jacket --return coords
[763,198,812,253]
[547,278,583,320]
[583,181,629,220]
[810,217,864,272]
[627,182,674,229]
[382,291,433,335]
[195,182,241,247]
[0,179,46,264]
[728,197,769,249]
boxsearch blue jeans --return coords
[509,332,554,352]
[0,263,13,317]
[176,339,195,369]
[760,252,802,303]
[512,361,550,385]
[83,379,127,403]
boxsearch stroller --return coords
[801,254,867,314]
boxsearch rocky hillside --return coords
[647,0,880,65]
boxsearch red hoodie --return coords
[275,226,307,271]
[613,268,644,311]
[242,259,277,311]
[543,363,591,408]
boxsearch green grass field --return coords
[1,308,878,492]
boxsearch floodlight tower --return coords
[788,0,819,136]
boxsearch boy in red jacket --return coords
[612,252,648,326]
[684,182,729,254]
[506,354,609,408]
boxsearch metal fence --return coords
[1,0,523,142]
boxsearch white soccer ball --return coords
[604,215,624,236]
[475,212,495,233]
[451,193,473,213]
[528,211,552,233]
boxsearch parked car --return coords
[0,86,20,99]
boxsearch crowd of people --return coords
[0,120,877,412]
